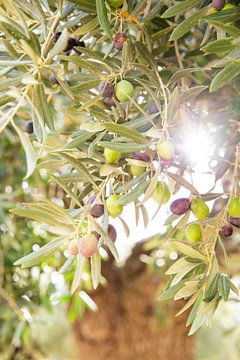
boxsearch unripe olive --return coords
[90,204,104,218]
[133,152,150,162]
[78,234,98,257]
[212,0,225,11]
[157,140,175,160]
[114,32,127,50]
[228,216,240,229]
[228,197,240,218]
[185,223,202,243]
[115,80,134,102]
[170,198,190,216]
[219,225,233,238]
[108,224,117,242]
[68,240,79,256]
[175,229,185,240]
[106,194,123,217]
[152,182,170,205]
[108,0,123,8]
[160,157,174,169]
[104,148,121,164]
[147,101,158,115]
[130,165,146,177]
[24,120,33,134]
[98,81,114,98]
[191,199,209,220]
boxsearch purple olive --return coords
[212,0,225,11]
[108,224,117,242]
[103,95,117,108]
[98,81,115,98]
[114,32,127,50]
[90,204,104,218]
[170,198,190,216]
[54,32,85,53]
[93,225,117,242]
[160,157,174,168]
[228,216,240,229]
[133,152,150,162]
[24,121,33,134]
[219,225,233,238]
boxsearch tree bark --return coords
[73,245,195,360]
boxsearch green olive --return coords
[104,148,121,164]
[152,182,170,204]
[157,140,175,160]
[130,165,146,176]
[175,230,185,240]
[106,194,123,217]
[115,80,134,102]
[185,223,202,243]
[191,199,209,220]
[108,0,123,9]
[228,197,240,218]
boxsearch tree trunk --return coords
[73,245,195,360]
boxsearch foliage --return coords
[0,0,240,352]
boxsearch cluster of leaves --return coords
[0,0,240,341]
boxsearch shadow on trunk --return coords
[73,244,195,360]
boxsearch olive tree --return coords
[0,0,240,357]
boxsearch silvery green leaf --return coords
[14,236,65,267]
[47,28,69,59]
[11,122,36,179]
[71,254,84,294]
[91,252,101,289]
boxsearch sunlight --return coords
[182,128,213,173]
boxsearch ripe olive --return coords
[152,182,170,205]
[68,240,79,256]
[104,148,121,164]
[170,198,190,216]
[185,223,202,243]
[106,194,123,217]
[103,95,116,108]
[79,234,98,257]
[219,225,233,238]
[114,32,127,50]
[160,157,174,169]
[191,199,209,220]
[98,81,114,98]
[157,140,175,160]
[228,197,240,218]
[133,152,150,162]
[212,0,225,10]
[108,224,117,242]
[54,32,85,53]
[90,204,104,218]
[115,80,134,102]
[24,120,33,134]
